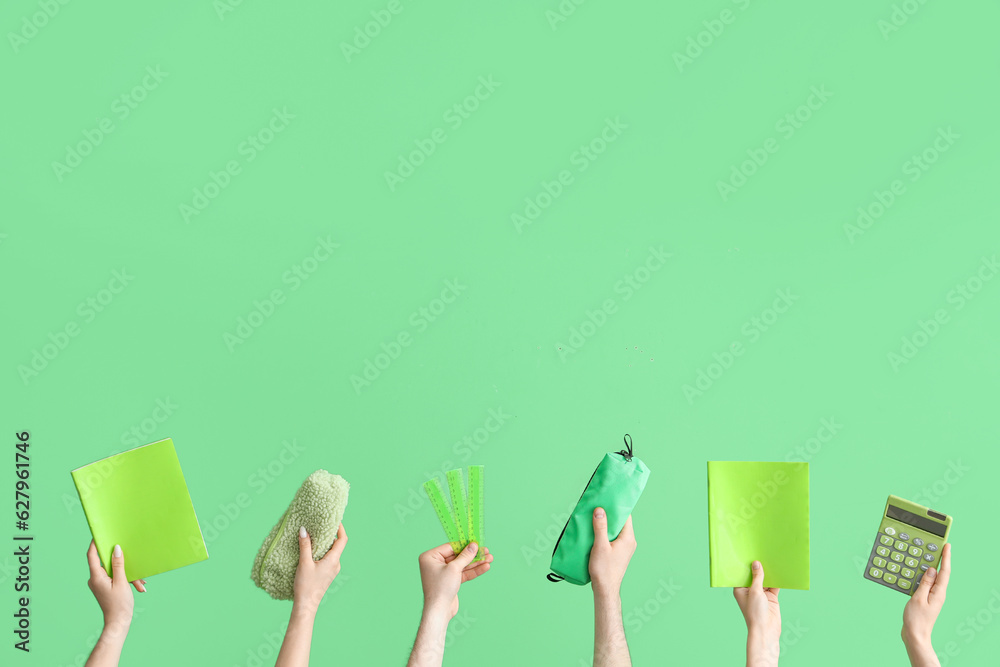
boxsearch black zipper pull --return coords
[617,434,633,462]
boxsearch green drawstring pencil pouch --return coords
[251,470,349,600]
[548,435,650,585]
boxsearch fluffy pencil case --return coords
[251,470,349,600]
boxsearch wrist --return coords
[100,616,132,642]
[592,582,622,602]
[746,627,779,667]
[291,600,320,619]
[902,630,933,651]
[421,600,452,622]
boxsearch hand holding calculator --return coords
[863,495,952,595]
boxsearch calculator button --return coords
[912,537,924,546]
[880,535,895,546]
[884,527,896,536]
[891,552,905,562]
[870,567,884,578]
[923,553,935,562]
[895,540,909,551]
[887,562,901,573]
[905,557,919,568]
[927,543,938,551]
[899,532,910,540]
[909,547,923,557]
[874,557,888,567]
[898,579,912,590]
[902,568,915,579]
[877,546,890,557]
[883,573,897,584]
[920,564,929,571]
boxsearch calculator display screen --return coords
[886,504,947,537]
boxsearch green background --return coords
[3,0,999,665]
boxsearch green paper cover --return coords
[707,461,809,590]
[71,438,209,580]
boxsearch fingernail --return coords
[927,567,936,577]
[299,526,307,538]
[752,561,761,570]
[595,508,605,519]
[467,542,478,552]
[114,544,122,558]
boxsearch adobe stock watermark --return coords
[672,0,757,73]
[852,458,968,577]
[350,279,467,394]
[877,0,932,40]
[715,468,791,531]
[56,604,147,667]
[223,236,340,352]
[51,66,168,182]
[886,254,997,372]
[911,459,969,509]
[384,76,501,192]
[179,107,294,223]
[545,0,590,30]
[578,578,684,665]
[555,246,671,361]
[520,501,577,567]
[843,127,959,243]
[511,116,627,233]
[339,0,409,62]
[62,398,180,515]
[683,288,799,404]
[394,408,512,523]
[717,85,833,202]
[784,417,843,470]
[8,0,73,54]
[936,589,1000,666]
[17,269,134,386]
[197,439,306,551]
[236,579,348,667]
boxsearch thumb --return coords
[298,527,314,567]
[913,566,936,602]
[111,545,127,584]
[592,507,610,548]
[750,560,765,591]
[451,541,479,569]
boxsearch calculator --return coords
[863,495,951,595]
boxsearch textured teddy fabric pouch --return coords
[251,470,349,600]
[548,436,650,585]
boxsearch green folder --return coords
[71,438,209,581]
[707,461,810,590]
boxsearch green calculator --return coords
[864,495,951,595]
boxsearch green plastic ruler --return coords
[423,466,485,562]
[423,477,463,555]
[467,465,484,558]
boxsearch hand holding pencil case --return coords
[548,435,650,585]
[251,470,349,600]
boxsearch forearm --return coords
[903,636,941,667]
[593,589,631,667]
[85,619,131,667]
[275,603,317,667]
[407,606,450,667]
[746,628,779,667]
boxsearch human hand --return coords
[902,543,951,652]
[87,541,140,629]
[417,542,493,619]
[734,560,781,665]
[588,508,636,598]
[293,524,348,613]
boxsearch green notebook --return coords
[707,461,810,590]
[72,438,209,581]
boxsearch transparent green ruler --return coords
[422,465,485,562]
